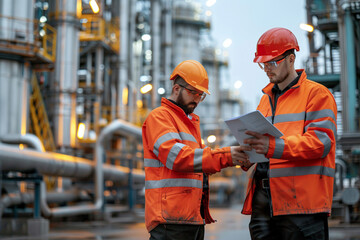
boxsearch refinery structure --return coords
[0,0,360,237]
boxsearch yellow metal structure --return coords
[0,15,57,63]
[29,73,56,151]
[79,17,120,52]
[100,105,151,127]
[37,22,57,62]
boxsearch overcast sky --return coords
[203,0,309,113]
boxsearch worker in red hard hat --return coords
[142,60,252,239]
[241,28,337,239]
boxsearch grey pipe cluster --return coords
[0,119,144,218]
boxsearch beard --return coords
[176,91,197,115]
[267,63,290,85]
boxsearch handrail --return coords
[0,14,56,63]
[79,17,119,52]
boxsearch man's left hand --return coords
[243,130,270,155]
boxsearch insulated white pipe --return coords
[1,119,144,218]
[0,188,88,217]
[0,144,93,178]
[118,0,129,119]
[0,133,45,152]
[151,0,161,108]
[0,144,144,182]
[41,119,143,217]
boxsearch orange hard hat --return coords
[254,27,300,63]
[170,60,210,95]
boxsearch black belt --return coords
[256,178,269,189]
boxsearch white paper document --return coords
[224,110,283,163]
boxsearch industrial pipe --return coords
[41,119,143,217]
[0,188,89,217]
[1,119,144,218]
[0,133,45,152]
[0,144,144,182]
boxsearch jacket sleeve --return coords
[266,87,337,160]
[143,110,234,174]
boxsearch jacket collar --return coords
[161,98,200,121]
[262,69,307,95]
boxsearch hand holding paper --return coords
[243,130,270,155]
[224,110,283,163]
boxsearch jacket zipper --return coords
[267,93,275,217]
[265,84,299,217]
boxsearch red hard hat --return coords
[253,27,300,63]
[170,60,210,95]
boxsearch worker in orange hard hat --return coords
[142,59,252,239]
[241,27,337,239]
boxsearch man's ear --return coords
[288,54,296,66]
[173,84,181,93]
[171,84,181,98]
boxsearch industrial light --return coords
[207,135,216,143]
[299,23,314,32]
[158,87,165,95]
[234,80,243,89]
[138,23,145,30]
[222,38,232,48]
[137,100,143,108]
[43,2,49,10]
[39,16,47,23]
[215,48,222,55]
[122,87,128,105]
[140,84,153,94]
[206,0,216,7]
[140,75,152,82]
[89,0,100,14]
[141,34,151,41]
[77,123,86,139]
[145,50,152,61]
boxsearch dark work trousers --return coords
[149,224,205,240]
[249,185,329,240]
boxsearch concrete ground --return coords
[1,204,360,240]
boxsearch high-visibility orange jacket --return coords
[242,70,337,216]
[142,98,234,232]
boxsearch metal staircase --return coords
[29,73,56,151]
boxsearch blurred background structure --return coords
[0,0,359,237]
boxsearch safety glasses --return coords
[258,54,288,70]
[178,84,206,102]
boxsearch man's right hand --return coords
[230,145,253,168]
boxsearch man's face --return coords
[175,85,202,115]
[261,54,291,85]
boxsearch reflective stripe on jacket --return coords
[142,98,234,232]
[242,70,337,216]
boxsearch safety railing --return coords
[0,15,56,63]
[100,105,151,127]
[79,17,120,52]
[29,73,56,151]
[35,21,57,62]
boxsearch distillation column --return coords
[0,0,34,136]
[172,1,204,64]
[48,0,79,151]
